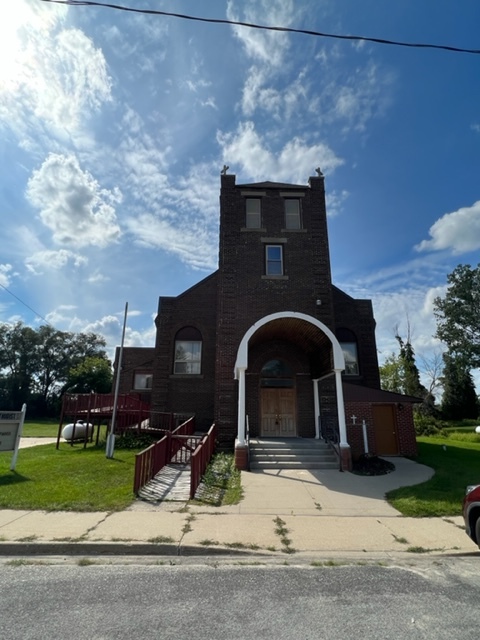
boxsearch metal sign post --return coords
[0,404,27,471]
[106,302,128,459]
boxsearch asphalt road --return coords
[1,558,479,639]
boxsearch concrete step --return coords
[249,438,338,470]
[251,453,337,463]
[249,460,339,470]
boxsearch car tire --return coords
[475,516,480,549]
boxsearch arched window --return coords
[336,328,359,376]
[260,359,294,387]
[174,327,202,374]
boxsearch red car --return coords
[463,485,480,548]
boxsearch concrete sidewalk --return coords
[0,452,476,557]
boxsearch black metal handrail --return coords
[319,415,342,470]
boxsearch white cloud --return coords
[326,189,349,217]
[25,249,88,275]
[0,264,13,288]
[87,271,110,284]
[125,213,216,272]
[124,159,220,271]
[415,201,480,254]
[319,61,393,133]
[217,121,343,183]
[226,0,295,67]
[241,66,309,120]
[26,153,122,248]
[0,3,111,144]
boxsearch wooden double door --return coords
[260,388,296,437]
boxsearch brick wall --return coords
[345,401,418,459]
[333,287,380,388]
[151,272,218,431]
[214,174,338,444]
[112,347,155,403]
[125,173,386,449]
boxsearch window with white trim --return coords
[284,199,301,230]
[246,198,261,228]
[133,373,153,390]
[174,327,202,374]
[265,245,283,276]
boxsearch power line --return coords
[40,0,480,55]
[0,282,52,326]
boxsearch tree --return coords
[418,349,444,400]
[379,330,435,414]
[34,326,108,412]
[441,353,479,420]
[0,322,109,415]
[0,322,38,409]
[379,353,404,394]
[434,263,480,369]
[65,356,113,394]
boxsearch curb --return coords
[0,541,270,557]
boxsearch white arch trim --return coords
[234,311,345,378]
[234,311,348,449]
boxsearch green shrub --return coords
[414,414,448,437]
[115,431,161,450]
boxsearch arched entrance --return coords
[234,311,348,451]
[260,359,296,437]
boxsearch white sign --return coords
[0,404,26,470]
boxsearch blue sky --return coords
[1,0,479,392]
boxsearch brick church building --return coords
[114,169,418,470]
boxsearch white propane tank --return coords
[62,420,94,442]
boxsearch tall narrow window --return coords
[174,327,202,374]
[246,198,261,228]
[284,199,301,229]
[265,245,283,276]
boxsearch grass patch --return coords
[273,516,296,554]
[21,419,59,438]
[193,453,243,506]
[0,442,138,511]
[387,436,480,517]
[199,539,220,546]
[77,558,97,566]
[225,541,261,550]
[311,560,346,567]
[148,535,174,544]
[182,512,196,534]
[5,559,49,566]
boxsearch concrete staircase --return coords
[249,438,338,470]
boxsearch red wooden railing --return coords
[169,417,196,463]
[190,423,218,499]
[58,393,193,449]
[133,417,206,494]
[133,435,169,494]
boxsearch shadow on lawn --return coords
[0,471,31,486]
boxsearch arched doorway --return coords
[235,311,348,449]
[260,359,296,437]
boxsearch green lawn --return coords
[387,436,480,517]
[0,443,137,512]
[21,419,60,438]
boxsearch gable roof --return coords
[343,382,423,404]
